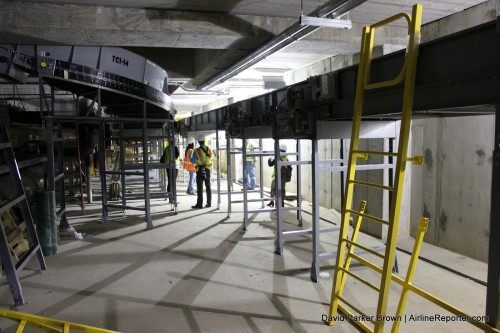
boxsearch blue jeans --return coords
[246,161,256,189]
[187,171,196,194]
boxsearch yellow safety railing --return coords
[0,309,121,333]
[326,4,423,333]
[389,218,498,333]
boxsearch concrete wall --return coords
[410,115,494,262]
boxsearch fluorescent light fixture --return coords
[300,15,352,29]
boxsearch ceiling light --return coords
[300,15,352,29]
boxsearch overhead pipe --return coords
[198,0,367,91]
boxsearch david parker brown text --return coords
[322,313,489,323]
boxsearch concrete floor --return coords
[0,176,492,333]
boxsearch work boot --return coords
[267,200,274,207]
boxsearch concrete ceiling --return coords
[0,0,488,115]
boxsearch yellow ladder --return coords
[326,4,423,333]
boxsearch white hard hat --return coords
[279,144,287,152]
[197,134,206,141]
[187,137,195,144]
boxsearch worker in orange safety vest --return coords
[183,137,196,195]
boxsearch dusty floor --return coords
[0,176,493,332]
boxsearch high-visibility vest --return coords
[183,148,195,171]
[245,142,254,162]
[194,145,212,171]
[272,156,289,180]
[164,146,181,169]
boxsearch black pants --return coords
[195,169,211,206]
[271,179,286,206]
[167,168,178,197]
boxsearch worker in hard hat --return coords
[190,134,212,208]
[267,144,289,208]
[161,138,180,204]
[183,137,196,195]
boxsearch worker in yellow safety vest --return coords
[162,138,180,204]
[267,144,289,208]
[183,137,196,195]
[190,134,212,208]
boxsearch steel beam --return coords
[331,21,499,118]
[188,22,499,133]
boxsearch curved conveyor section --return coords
[0,45,175,119]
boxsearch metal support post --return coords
[216,112,221,209]
[75,116,85,212]
[160,124,167,193]
[119,123,126,214]
[46,118,55,191]
[98,120,108,224]
[259,138,265,209]
[68,167,75,196]
[227,136,232,218]
[166,122,176,211]
[340,139,346,209]
[143,102,153,228]
[274,139,284,255]
[56,121,68,229]
[86,163,93,203]
[242,134,249,230]
[310,139,320,282]
[388,138,397,272]
[486,104,500,329]
[97,88,109,223]
[388,138,394,211]
[296,139,303,227]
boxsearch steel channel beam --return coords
[187,22,499,132]
[330,21,499,118]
